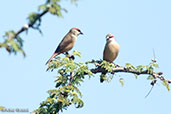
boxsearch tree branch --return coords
[88,65,171,84]
[14,10,48,39]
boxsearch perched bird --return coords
[45,28,83,65]
[103,33,120,62]
[101,33,120,82]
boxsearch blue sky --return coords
[0,0,171,114]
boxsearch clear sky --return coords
[0,0,171,114]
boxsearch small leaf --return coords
[125,63,136,69]
[162,80,170,91]
[119,78,124,87]
[73,50,81,57]
[152,63,159,68]
[39,4,48,11]
[147,76,154,80]
[134,74,138,79]
[71,91,78,96]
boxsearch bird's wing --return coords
[54,35,72,53]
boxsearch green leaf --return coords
[152,63,159,68]
[73,50,81,57]
[146,66,153,74]
[39,4,48,11]
[136,65,146,73]
[71,91,78,96]
[125,63,136,69]
[134,74,138,79]
[147,76,154,80]
[1,30,25,56]
[100,60,113,72]
[119,78,124,87]
[162,80,170,91]
[27,12,38,24]
[73,86,82,97]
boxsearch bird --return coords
[45,28,83,65]
[101,33,120,82]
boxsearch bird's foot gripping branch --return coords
[34,50,171,114]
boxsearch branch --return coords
[1,0,78,56]
[36,52,171,114]
[14,10,48,39]
[90,66,170,83]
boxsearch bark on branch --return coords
[88,66,171,84]
[13,10,48,39]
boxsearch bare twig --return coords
[152,48,157,63]
[70,71,74,83]
[145,86,154,98]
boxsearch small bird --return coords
[101,33,120,82]
[103,33,120,62]
[45,28,83,65]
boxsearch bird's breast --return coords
[103,41,120,63]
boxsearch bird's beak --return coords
[80,31,83,35]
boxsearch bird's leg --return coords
[64,52,70,56]
[69,55,75,60]
[64,52,75,60]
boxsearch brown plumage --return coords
[101,33,120,82]
[45,28,83,65]
[103,33,120,63]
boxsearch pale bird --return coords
[101,33,120,82]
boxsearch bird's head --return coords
[70,28,83,36]
[106,33,115,41]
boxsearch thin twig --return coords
[145,86,154,98]
[13,10,48,39]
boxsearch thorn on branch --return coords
[159,76,165,81]
[151,79,157,86]
[152,59,157,63]
[168,80,171,84]
[157,72,163,75]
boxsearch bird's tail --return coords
[45,53,58,65]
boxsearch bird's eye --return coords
[109,36,114,38]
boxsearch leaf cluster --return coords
[1,0,77,56]
[0,31,25,56]
[125,62,170,91]
[34,51,92,114]
[125,62,159,77]
[32,50,171,113]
